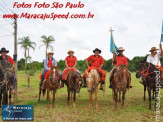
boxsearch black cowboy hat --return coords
[93,48,101,53]
[0,47,9,53]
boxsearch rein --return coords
[137,63,155,78]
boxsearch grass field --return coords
[0,71,163,122]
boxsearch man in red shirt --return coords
[0,47,15,70]
[109,47,131,88]
[0,47,15,92]
[61,50,80,87]
[84,48,106,90]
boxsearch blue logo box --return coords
[2,105,33,121]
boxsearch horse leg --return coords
[119,91,121,103]
[73,92,76,109]
[122,89,126,109]
[9,87,11,105]
[2,90,8,105]
[153,87,155,100]
[88,92,92,110]
[38,85,41,103]
[67,90,70,107]
[144,85,146,101]
[52,89,56,108]
[95,88,98,111]
[147,87,151,109]
[0,92,2,108]
[114,89,118,112]
[71,92,73,101]
[47,88,50,109]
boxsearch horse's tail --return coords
[42,89,46,97]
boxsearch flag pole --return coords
[109,27,117,63]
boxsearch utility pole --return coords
[14,13,17,99]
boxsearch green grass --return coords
[0,72,163,122]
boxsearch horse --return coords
[65,70,83,108]
[0,59,15,107]
[86,69,100,110]
[136,62,159,109]
[38,66,58,109]
[112,65,130,111]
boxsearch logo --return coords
[2,105,33,121]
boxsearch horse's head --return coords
[49,66,58,85]
[86,69,99,92]
[74,75,83,93]
[118,65,129,83]
[136,61,145,78]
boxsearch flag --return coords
[161,21,163,42]
[110,31,118,54]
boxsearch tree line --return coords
[18,55,163,73]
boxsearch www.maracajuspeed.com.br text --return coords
[2,12,94,20]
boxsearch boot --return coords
[58,80,64,89]
[100,82,105,90]
[139,80,144,85]
[82,78,87,88]
[41,79,46,89]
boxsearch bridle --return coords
[137,63,155,78]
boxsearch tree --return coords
[18,36,36,72]
[39,35,55,58]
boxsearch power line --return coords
[0,15,13,25]
[0,34,13,37]
[0,2,12,15]
[0,0,14,13]
[0,25,13,33]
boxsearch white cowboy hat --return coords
[47,51,54,55]
[67,50,74,54]
[117,47,125,51]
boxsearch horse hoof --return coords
[122,106,124,109]
[88,107,91,110]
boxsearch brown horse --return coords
[65,70,83,108]
[86,69,100,110]
[0,59,15,107]
[38,66,58,109]
[112,65,130,111]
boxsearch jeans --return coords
[41,69,47,84]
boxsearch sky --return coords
[0,0,163,62]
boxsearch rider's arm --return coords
[74,58,77,68]
[100,56,104,69]
[112,54,117,64]
[8,56,15,71]
[65,60,69,68]
[159,43,163,56]
[44,58,49,70]
[85,60,90,68]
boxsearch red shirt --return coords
[86,55,104,68]
[65,56,77,67]
[115,55,128,66]
[48,59,52,67]
[0,55,15,65]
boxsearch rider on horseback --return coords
[40,51,58,89]
[83,48,106,90]
[109,47,131,88]
[145,44,163,86]
[0,48,15,91]
[60,50,80,88]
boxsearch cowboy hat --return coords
[117,47,125,51]
[0,47,9,53]
[47,51,54,55]
[149,47,159,52]
[93,48,101,53]
[67,50,74,54]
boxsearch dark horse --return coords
[38,66,59,109]
[136,61,159,109]
[0,59,15,107]
[65,70,83,108]
[112,65,130,111]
